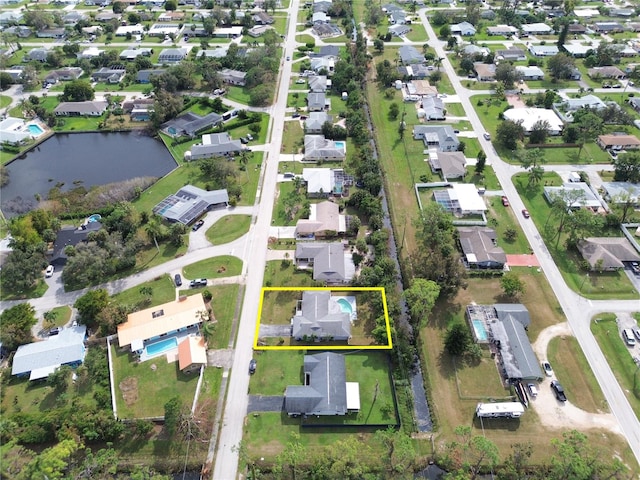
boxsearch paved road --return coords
[210,0,302,477]
[419,9,640,466]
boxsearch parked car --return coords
[292,113,300,118]
[633,327,640,342]
[49,327,62,336]
[295,79,305,84]
[483,132,491,140]
[542,361,553,377]
[551,380,567,402]
[602,83,612,88]
[246,134,253,141]
[527,383,538,398]
[249,359,257,374]
[190,278,207,288]
[630,262,640,275]
[240,137,249,144]
[522,209,530,218]
[501,196,510,207]
[622,328,637,347]
[45,265,54,278]
[174,274,182,287]
[612,84,622,89]
[192,220,205,231]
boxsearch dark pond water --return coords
[0,132,177,217]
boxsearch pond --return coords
[1,132,177,217]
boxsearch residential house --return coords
[397,64,430,79]
[528,45,559,57]
[563,44,595,58]
[63,11,87,25]
[295,200,347,238]
[157,11,185,22]
[307,92,329,111]
[462,44,490,57]
[54,101,108,117]
[593,22,624,33]
[597,134,640,150]
[433,183,487,215]
[304,135,346,161]
[419,96,445,120]
[186,132,244,160]
[25,48,49,62]
[304,111,332,134]
[475,62,498,81]
[451,21,476,36]
[313,0,332,13]
[284,352,360,416]
[389,24,411,37]
[486,25,517,36]
[413,125,460,151]
[153,185,228,224]
[162,111,223,137]
[312,45,340,59]
[137,69,166,83]
[115,24,145,36]
[0,11,23,25]
[313,11,329,23]
[253,11,274,24]
[543,182,602,209]
[389,11,407,25]
[0,117,31,144]
[382,3,404,14]
[122,99,155,121]
[3,26,32,38]
[310,56,335,74]
[302,167,352,197]
[521,22,554,34]
[1,68,23,82]
[628,97,640,112]
[11,326,87,381]
[77,47,104,60]
[406,80,437,97]
[308,75,330,93]
[480,9,496,20]
[248,25,274,37]
[220,68,247,86]
[516,65,545,80]
[91,67,126,84]
[458,227,506,269]
[117,295,206,355]
[211,26,244,38]
[588,66,626,80]
[577,237,640,271]
[610,8,635,17]
[148,24,182,37]
[295,242,355,284]
[36,28,65,39]
[44,67,83,85]
[495,48,526,61]
[291,291,353,341]
[120,48,153,61]
[196,46,229,59]
[49,221,103,266]
[429,151,466,180]
[553,94,607,121]
[158,48,188,63]
[568,23,587,34]
[503,108,564,135]
[177,335,207,373]
[601,182,640,205]
[398,45,424,65]
[95,12,122,22]
[313,22,342,37]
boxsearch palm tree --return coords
[239,150,250,181]
[144,216,165,252]
[202,321,216,346]
[435,57,444,71]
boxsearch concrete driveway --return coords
[247,395,284,413]
[258,324,292,338]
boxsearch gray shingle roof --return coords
[284,352,348,415]
[458,227,506,267]
[295,242,354,283]
[291,291,352,340]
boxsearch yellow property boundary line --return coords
[253,286,393,351]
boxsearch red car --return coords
[501,196,509,207]
[522,209,530,218]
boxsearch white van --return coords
[623,328,637,347]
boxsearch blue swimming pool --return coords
[336,298,353,314]
[27,124,43,135]
[88,214,102,223]
[146,337,178,356]
[472,320,488,342]
[335,141,346,149]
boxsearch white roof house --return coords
[543,182,602,209]
[528,45,559,57]
[521,23,553,34]
[503,108,564,135]
[0,117,31,144]
[303,168,333,194]
[12,326,87,381]
[563,44,596,57]
[515,65,545,80]
[434,183,487,215]
[115,24,145,36]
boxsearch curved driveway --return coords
[418,9,640,465]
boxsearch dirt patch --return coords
[119,377,138,406]
[507,254,540,267]
[506,94,526,108]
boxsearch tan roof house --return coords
[577,237,640,270]
[177,335,207,373]
[474,63,496,82]
[118,294,206,352]
[587,66,625,79]
[295,200,346,238]
[597,134,640,150]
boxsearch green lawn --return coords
[209,283,241,349]
[0,95,11,109]
[111,275,176,307]
[46,305,72,328]
[225,85,253,105]
[264,260,317,287]
[110,343,199,419]
[131,163,191,214]
[405,24,427,42]
[281,120,304,154]
[548,335,609,414]
[0,279,48,301]
[205,214,251,245]
[591,314,640,419]
[272,182,309,226]
[484,195,531,254]
[445,102,467,117]
[514,172,638,300]
[182,255,243,279]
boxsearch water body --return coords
[0,132,177,217]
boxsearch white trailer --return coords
[476,402,525,419]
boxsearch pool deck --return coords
[138,326,200,363]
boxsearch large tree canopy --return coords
[0,303,37,350]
